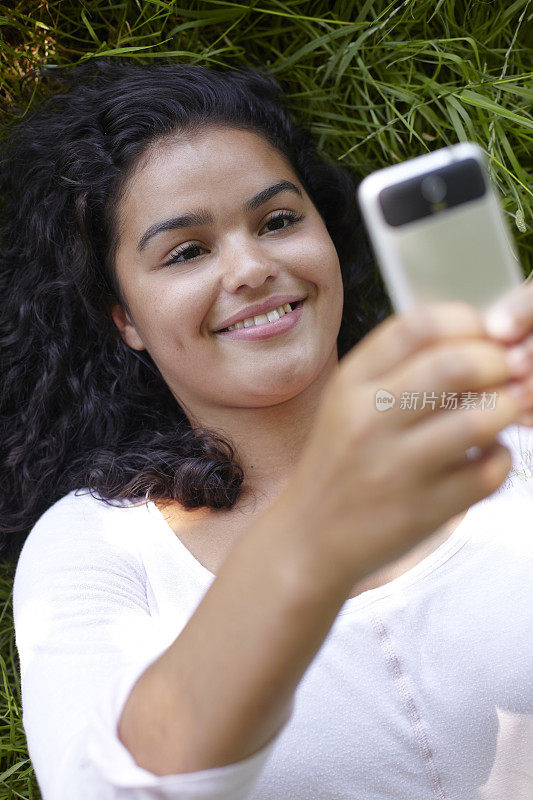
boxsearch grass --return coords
[0,1,532,796]
[0,562,38,799]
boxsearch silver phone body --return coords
[357,142,523,314]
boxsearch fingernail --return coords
[505,345,531,377]
[508,380,533,409]
[484,308,516,339]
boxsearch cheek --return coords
[308,238,343,298]
[304,226,340,273]
[128,287,193,358]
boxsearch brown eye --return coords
[164,243,205,267]
[262,210,304,233]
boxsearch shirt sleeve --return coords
[12,492,291,800]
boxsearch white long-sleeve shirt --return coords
[13,423,533,800]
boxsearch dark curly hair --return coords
[0,58,392,562]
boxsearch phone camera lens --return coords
[420,174,447,203]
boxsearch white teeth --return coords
[225,303,295,331]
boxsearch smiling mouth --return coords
[217,300,302,332]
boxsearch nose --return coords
[219,234,281,294]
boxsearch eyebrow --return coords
[136,180,303,253]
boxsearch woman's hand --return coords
[483,277,533,427]
[286,300,532,585]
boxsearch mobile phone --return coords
[357,142,524,313]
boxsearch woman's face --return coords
[111,125,344,420]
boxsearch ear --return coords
[110,303,146,351]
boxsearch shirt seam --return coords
[370,607,448,800]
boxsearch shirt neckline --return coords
[336,503,476,615]
[146,498,477,612]
[147,500,218,585]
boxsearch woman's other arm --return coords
[118,484,358,776]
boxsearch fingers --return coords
[344,301,487,385]
[503,335,533,380]
[483,278,533,344]
[370,337,519,430]
[398,391,519,480]
[415,442,512,526]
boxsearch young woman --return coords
[3,59,533,800]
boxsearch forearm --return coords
[118,487,357,776]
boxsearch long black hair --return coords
[0,58,391,562]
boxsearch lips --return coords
[216,299,305,340]
[214,295,307,332]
